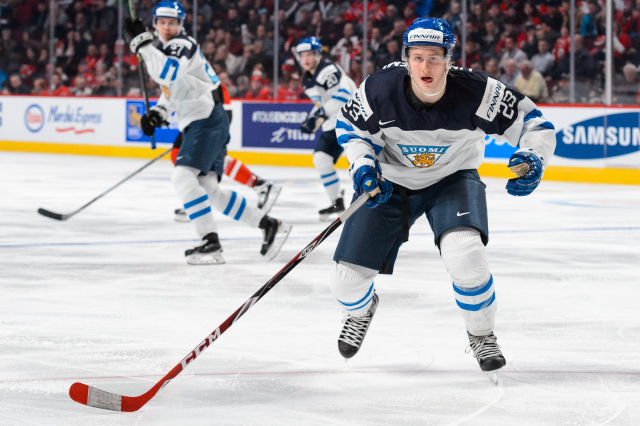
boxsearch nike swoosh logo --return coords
[457,212,470,216]
[176,156,183,160]
[379,119,395,126]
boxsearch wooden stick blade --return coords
[313,117,325,132]
[509,163,529,177]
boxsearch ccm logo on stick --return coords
[180,327,221,369]
[300,241,319,259]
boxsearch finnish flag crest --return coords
[399,145,450,168]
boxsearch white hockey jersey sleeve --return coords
[155,90,171,113]
[335,79,385,167]
[481,83,556,168]
[304,61,357,131]
[512,98,556,167]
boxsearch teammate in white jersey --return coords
[295,37,357,220]
[329,18,556,381]
[172,85,282,222]
[124,1,290,265]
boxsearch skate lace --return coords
[465,333,502,361]
[338,314,371,348]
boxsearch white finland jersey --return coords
[302,59,357,132]
[138,34,220,131]
[336,63,557,190]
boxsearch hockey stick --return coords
[38,148,171,221]
[69,188,378,412]
[129,0,156,150]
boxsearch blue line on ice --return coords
[1,226,639,248]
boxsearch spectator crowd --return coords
[2,0,640,104]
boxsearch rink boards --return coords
[0,95,639,185]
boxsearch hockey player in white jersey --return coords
[172,84,282,222]
[124,1,290,265]
[295,37,357,220]
[329,18,556,382]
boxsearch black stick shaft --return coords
[129,0,156,149]
[137,61,155,149]
[161,191,371,379]
[40,148,171,220]
[70,148,171,215]
[69,192,372,412]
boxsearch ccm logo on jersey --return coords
[399,145,450,168]
[476,77,506,122]
[407,29,444,44]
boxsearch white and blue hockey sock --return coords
[171,166,217,238]
[313,151,341,202]
[199,172,264,228]
[330,261,378,317]
[440,227,496,336]
[452,276,497,336]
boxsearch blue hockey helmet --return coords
[296,37,323,53]
[153,1,186,28]
[295,37,323,67]
[402,18,457,61]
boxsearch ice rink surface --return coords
[1,151,639,425]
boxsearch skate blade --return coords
[186,251,226,265]
[484,370,501,386]
[259,185,282,215]
[263,223,292,261]
[174,215,190,223]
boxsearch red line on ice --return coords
[2,369,639,384]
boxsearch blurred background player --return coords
[295,37,357,221]
[329,18,556,382]
[173,84,281,222]
[125,1,290,265]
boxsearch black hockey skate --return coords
[254,179,282,214]
[185,232,225,265]
[338,293,379,359]
[319,196,345,222]
[466,331,506,385]
[174,208,190,223]
[258,216,292,261]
